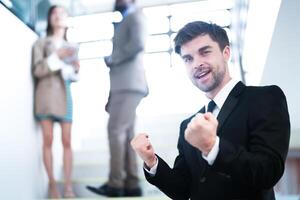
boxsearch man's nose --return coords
[193,56,204,69]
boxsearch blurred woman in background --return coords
[32,5,79,198]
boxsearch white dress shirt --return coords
[145,79,239,175]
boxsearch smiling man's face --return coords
[180,34,231,98]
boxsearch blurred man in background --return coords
[87,0,148,197]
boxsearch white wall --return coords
[260,0,300,148]
[242,0,281,85]
[0,4,46,199]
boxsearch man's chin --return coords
[195,83,215,93]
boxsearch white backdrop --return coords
[0,4,46,199]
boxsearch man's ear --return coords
[223,46,231,61]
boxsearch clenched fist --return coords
[131,133,157,168]
[184,112,218,156]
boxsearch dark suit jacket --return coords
[145,82,290,200]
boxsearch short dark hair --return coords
[174,21,229,54]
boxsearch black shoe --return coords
[124,187,142,197]
[86,184,124,197]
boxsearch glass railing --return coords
[0,0,35,30]
[0,0,55,34]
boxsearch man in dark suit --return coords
[131,21,290,200]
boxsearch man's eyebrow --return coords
[181,45,213,58]
[181,54,192,59]
[198,45,212,52]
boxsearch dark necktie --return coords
[206,100,216,113]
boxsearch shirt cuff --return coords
[61,64,79,81]
[47,53,64,71]
[143,157,158,176]
[202,136,220,165]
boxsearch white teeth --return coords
[194,69,210,79]
[197,71,209,78]
[199,72,207,76]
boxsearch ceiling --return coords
[49,0,205,16]
[34,0,233,36]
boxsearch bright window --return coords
[68,0,236,116]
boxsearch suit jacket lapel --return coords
[191,82,245,168]
[195,107,207,166]
[216,81,246,134]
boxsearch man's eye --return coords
[202,51,210,55]
[184,57,192,63]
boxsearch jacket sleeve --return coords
[32,40,60,79]
[110,12,147,66]
[145,121,191,199]
[212,86,290,192]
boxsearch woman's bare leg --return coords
[60,121,75,197]
[40,120,60,198]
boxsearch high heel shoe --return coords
[48,182,61,199]
[64,186,76,198]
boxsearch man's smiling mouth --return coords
[194,69,211,79]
